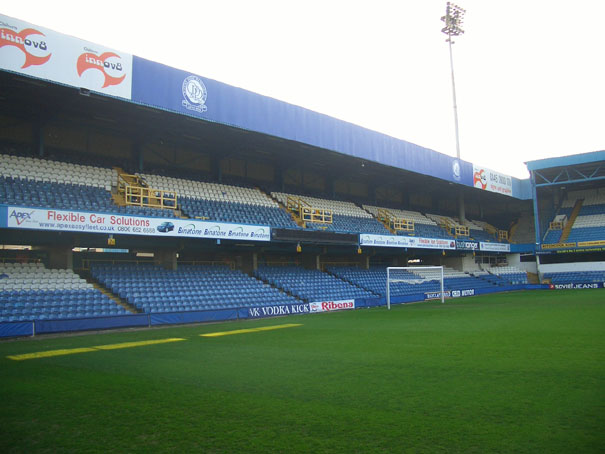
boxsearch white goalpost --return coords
[386,266,445,309]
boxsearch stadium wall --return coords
[540,262,605,273]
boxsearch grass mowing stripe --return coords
[200,323,302,337]
[93,338,186,351]
[6,338,186,361]
[6,347,97,361]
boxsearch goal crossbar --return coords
[386,266,445,309]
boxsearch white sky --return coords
[3,0,604,179]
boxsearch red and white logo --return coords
[473,169,487,190]
[310,300,355,313]
[0,26,51,68]
[77,51,126,88]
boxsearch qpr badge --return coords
[452,159,461,181]
[182,75,208,113]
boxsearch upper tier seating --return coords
[464,219,500,242]
[1,153,116,190]
[427,214,504,243]
[0,262,128,322]
[272,192,390,234]
[141,173,274,206]
[509,212,536,244]
[0,154,179,218]
[140,173,299,228]
[0,177,180,218]
[91,263,299,313]
[546,189,605,244]
[363,205,451,239]
[255,265,377,302]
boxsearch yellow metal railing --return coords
[286,196,332,226]
[549,221,564,230]
[454,225,470,237]
[118,174,177,210]
[377,208,414,233]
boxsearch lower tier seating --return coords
[481,266,528,285]
[91,263,298,313]
[0,262,127,322]
[255,266,377,302]
[327,266,501,298]
[543,270,605,284]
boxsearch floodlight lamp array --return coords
[441,2,466,40]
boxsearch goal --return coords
[386,266,445,309]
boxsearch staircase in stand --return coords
[76,269,140,314]
[270,194,306,228]
[560,199,583,242]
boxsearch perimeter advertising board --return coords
[455,240,479,251]
[425,289,475,300]
[0,14,132,99]
[549,283,604,290]
[2,206,270,241]
[248,303,310,319]
[309,300,355,313]
[480,242,511,252]
[360,234,456,250]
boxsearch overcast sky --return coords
[3,0,604,179]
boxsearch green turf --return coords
[1,290,604,453]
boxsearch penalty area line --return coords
[6,338,186,361]
[200,323,303,338]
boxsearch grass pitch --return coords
[1,290,603,453]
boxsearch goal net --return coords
[386,266,445,309]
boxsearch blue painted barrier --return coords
[150,309,238,326]
[0,321,34,338]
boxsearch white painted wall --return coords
[507,254,537,274]
[539,261,605,274]
[442,254,481,273]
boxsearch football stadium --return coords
[1,10,604,454]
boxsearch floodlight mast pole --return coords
[441,2,466,224]
[448,37,461,160]
[441,2,465,160]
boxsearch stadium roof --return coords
[0,12,533,199]
[525,150,605,172]
[525,150,605,187]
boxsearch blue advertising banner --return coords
[131,57,474,186]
